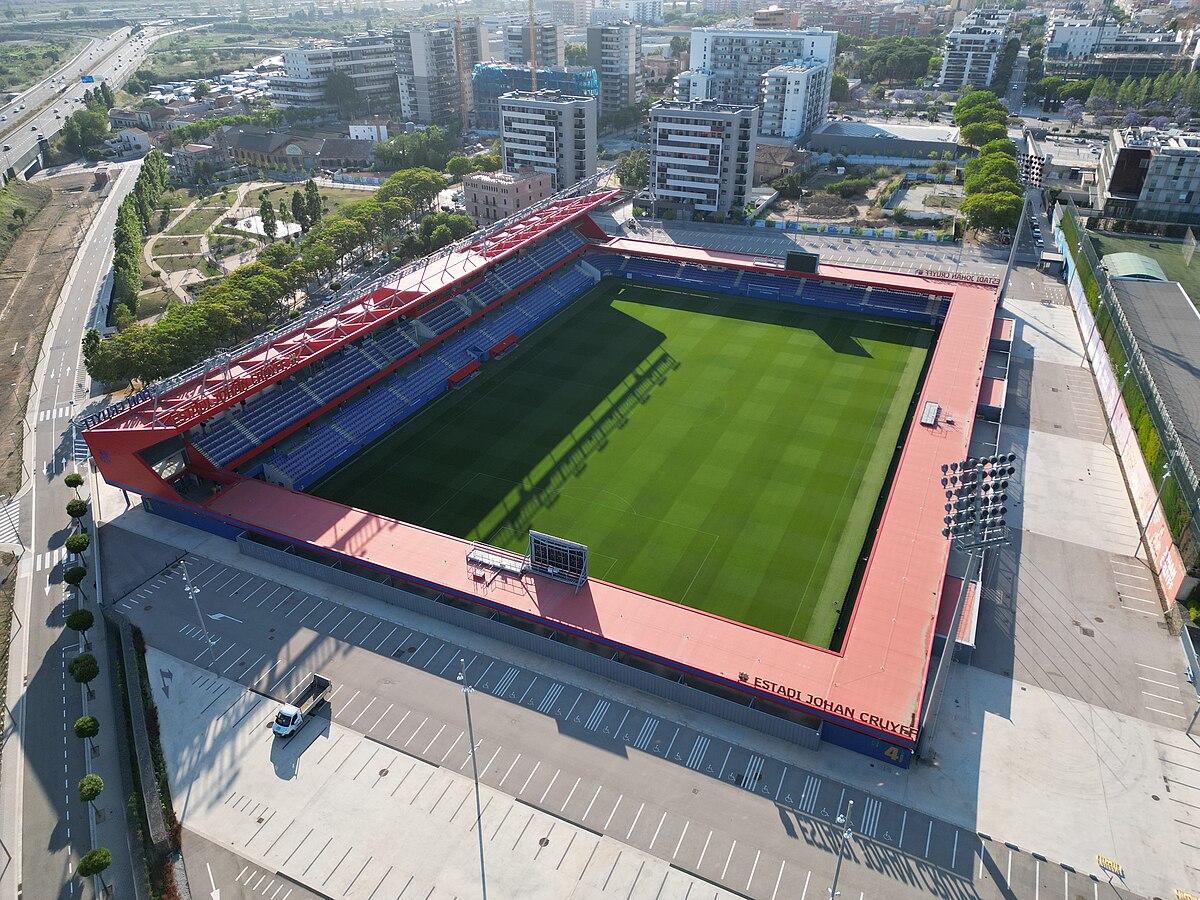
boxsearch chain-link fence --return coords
[1062,199,1200,570]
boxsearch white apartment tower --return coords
[269,34,400,111]
[499,90,598,191]
[937,7,1012,89]
[586,22,645,114]
[676,28,837,139]
[649,100,759,219]
[394,26,463,125]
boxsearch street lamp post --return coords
[458,658,488,900]
[828,799,855,898]
[181,559,217,670]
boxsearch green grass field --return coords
[1092,233,1200,305]
[313,282,932,648]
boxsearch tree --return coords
[830,73,850,103]
[73,716,99,740]
[1063,99,1084,126]
[65,533,91,556]
[615,149,648,190]
[291,190,309,230]
[78,774,104,806]
[564,42,587,66]
[77,847,111,891]
[66,499,88,521]
[961,191,1023,232]
[304,179,323,226]
[277,199,290,226]
[446,155,472,180]
[64,566,88,597]
[66,608,94,636]
[979,138,1017,158]
[259,199,277,242]
[324,70,359,118]
[377,168,444,212]
[68,653,100,687]
[12,206,26,223]
[192,80,211,100]
[961,121,1009,147]
[64,472,84,496]
[669,35,689,57]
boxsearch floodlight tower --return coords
[918,452,1019,760]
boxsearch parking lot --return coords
[113,548,1137,900]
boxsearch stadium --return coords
[84,184,1003,767]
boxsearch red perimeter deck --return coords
[200,255,998,747]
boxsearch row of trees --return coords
[952,89,1009,147]
[956,93,1023,233]
[161,108,281,150]
[109,150,170,321]
[84,170,463,387]
[1028,72,1200,123]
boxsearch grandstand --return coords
[84,187,1003,766]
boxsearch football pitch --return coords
[313,281,933,648]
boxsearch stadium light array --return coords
[940,453,1018,551]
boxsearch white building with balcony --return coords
[499,90,598,191]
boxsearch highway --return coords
[0,21,160,900]
[2,24,164,179]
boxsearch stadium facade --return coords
[85,188,1003,766]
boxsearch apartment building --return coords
[394,25,463,125]
[937,7,1012,89]
[1096,127,1200,226]
[505,22,565,67]
[268,33,399,111]
[605,0,664,24]
[1044,18,1184,80]
[551,0,593,26]
[649,100,759,219]
[675,28,837,140]
[586,21,645,114]
[463,169,555,225]
[753,6,798,29]
[472,63,599,129]
[499,90,598,190]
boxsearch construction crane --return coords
[529,0,538,91]
[453,9,471,131]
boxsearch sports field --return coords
[313,282,932,648]
[1092,233,1200,305]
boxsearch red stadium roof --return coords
[85,191,617,436]
[193,251,998,747]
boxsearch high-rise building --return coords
[551,0,593,27]
[675,28,836,139]
[394,25,463,125]
[472,63,599,129]
[268,34,399,111]
[505,22,565,67]
[937,7,1012,89]
[649,99,758,219]
[759,62,829,140]
[606,0,663,24]
[586,22,644,115]
[1096,127,1200,226]
[499,90,598,190]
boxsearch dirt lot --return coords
[0,173,103,498]
[768,169,898,226]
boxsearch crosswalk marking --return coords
[0,501,19,545]
[536,683,563,714]
[685,735,709,770]
[799,774,821,813]
[584,699,609,731]
[861,797,882,838]
[632,716,658,750]
[36,547,68,571]
[37,406,74,423]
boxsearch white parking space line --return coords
[1137,662,1175,675]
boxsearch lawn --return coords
[313,282,931,648]
[167,206,228,237]
[152,235,202,256]
[262,184,374,218]
[1092,233,1200,305]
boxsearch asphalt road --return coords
[1,24,165,176]
[107,549,1138,900]
[0,148,142,899]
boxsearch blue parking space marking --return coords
[683,734,709,770]
[492,666,520,696]
[583,698,609,731]
[536,683,564,713]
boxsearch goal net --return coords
[1184,228,1196,268]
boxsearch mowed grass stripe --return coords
[313,281,931,648]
